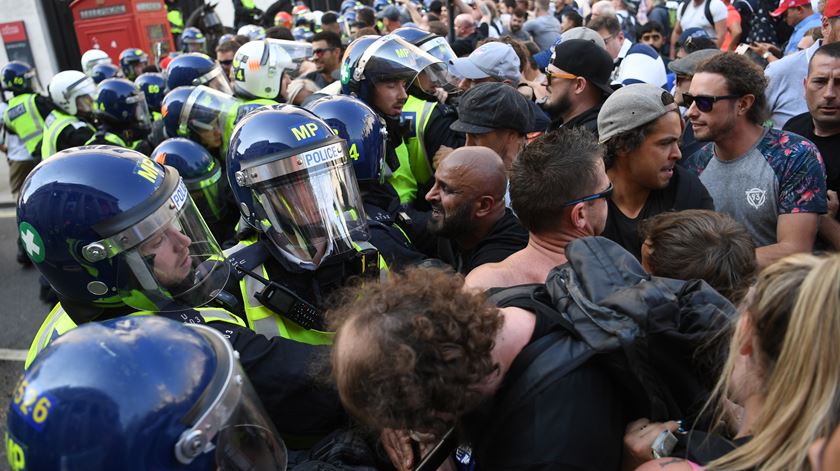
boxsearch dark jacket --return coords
[474,237,734,469]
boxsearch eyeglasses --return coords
[561,182,613,207]
[682,93,742,112]
[600,33,616,43]
[312,47,336,56]
[218,59,233,66]
[545,70,577,86]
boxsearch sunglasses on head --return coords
[682,93,741,112]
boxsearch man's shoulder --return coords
[464,260,514,292]
[759,128,821,161]
[683,142,716,174]
[766,48,808,77]
[783,112,814,136]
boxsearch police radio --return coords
[234,265,326,331]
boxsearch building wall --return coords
[0,0,59,85]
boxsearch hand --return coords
[432,87,449,104]
[622,418,681,471]
[432,145,454,169]
[828,190,838,218]
[381,429,415,471]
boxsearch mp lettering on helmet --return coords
[291,122,321,141]
[395,48,411,58]
[18,222,45,264]
[134,158,162,184]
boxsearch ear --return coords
[474,195,496,217]
[823,16,831,41]
[737,94,756,116]
[737,314,755,356]
[574,76,588,95]
[618,30,625,42]
[570,202,587,230]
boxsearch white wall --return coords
[0,0,59,85]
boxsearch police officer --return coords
[181,26,208,53]
[91,62,123,84]
[8,316,289,471]
[18,146,347,442]
[87,78,154,154]
[42,70,96,158]
[234,0,264,29]
[152,138,239,244]
[340,34,451,205]
[165,0,184,45]
[135,72,168,147]
[225,105,386,345]
[392,27,465,197]
[81,48,113,77]
[119,47,150,81]
[165,53,234,95]
[306,95,427,268]
[161,85,243,160]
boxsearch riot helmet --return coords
[339,35,452,104]
[165,53,233,95]
[1,61,39,94]
[237,24,267,41]
[181,26,208,53]
[16,146,230,316]
[162,85,241,153]
[391,26,461,94]
[306,95,387,183]
[94,78,152,131]
[227,105,370,270]
[7,316,287,470]
[152,138,230,223]
[91,63,123,84]
[232,39,313,100]
[135,72,167,113]
[48,70,96,118]
[81,49,112,77]
[275,11,293,28]
[119,47,149,81]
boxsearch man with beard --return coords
[505,8,532,41]
[425,147,529,274]
[303,31,343,88]
[543,39,614,138]
[684,52,827,268]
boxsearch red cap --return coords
[826,0,840,18]
[771,0,810,16]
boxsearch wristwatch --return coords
[762,51,772,59]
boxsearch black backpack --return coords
[486,237,735,423]
[680,0,715,28]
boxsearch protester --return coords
[639,209,756,304]
[598,83,714,258]
[465,128,609,290]
[522,0,563,48]
[670,0,728,56]
[668,48,723,157]
[544,38,614,136]
[506,8,532,40]
[784,41,840,250]
[589,15,633,71]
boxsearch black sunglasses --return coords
[561,182,614,207]
[682,93,741,112]
[218,59,233,66]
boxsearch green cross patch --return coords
[18,222,45,263]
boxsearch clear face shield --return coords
[67,75,97,118]
[358,36,454,98]
[175,324,287,470]
[179,86,239,150]
[235,138,370,270]
[82,177,230,312]
[419,37,462,94]
[267,39,314,70]
[186,164,229,223]
[195,65,234,95]
[126,89,153,131]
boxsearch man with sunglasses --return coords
[543,38,614,138]
[598,84,714,259]
[465,127,610,291]
[684,52,827,268]
[302,31,343,88]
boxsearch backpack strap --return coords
[679,0,713,26]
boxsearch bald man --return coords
[452,13,482,56]
[425,146,529,274]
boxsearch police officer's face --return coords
[371,80,408,117]
[139,225,193,287]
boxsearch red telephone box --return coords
[71,0,176,65]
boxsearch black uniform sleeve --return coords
[423,104,465,164]
[34,95,55,119]
[56,124,95,151]
[206,322,348,440]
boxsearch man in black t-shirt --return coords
[425,146,528,274]
[784,42,840,249]
[598,83,714,259]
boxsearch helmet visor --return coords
[108,180,230,311]
[186,166,229,223]
[125,90,153,130]
[177,324,288,470]
[266,39,314,67]
[195,66,234,95]
[356,36,444,87]
[245,140,369,269]
[179,86,239,148]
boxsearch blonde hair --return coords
[704,254,840,471]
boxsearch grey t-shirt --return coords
[522,15,563,50]
[685,127,828,247]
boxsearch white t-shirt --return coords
[677,0,727,39]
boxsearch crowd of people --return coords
[2,0,840,468]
